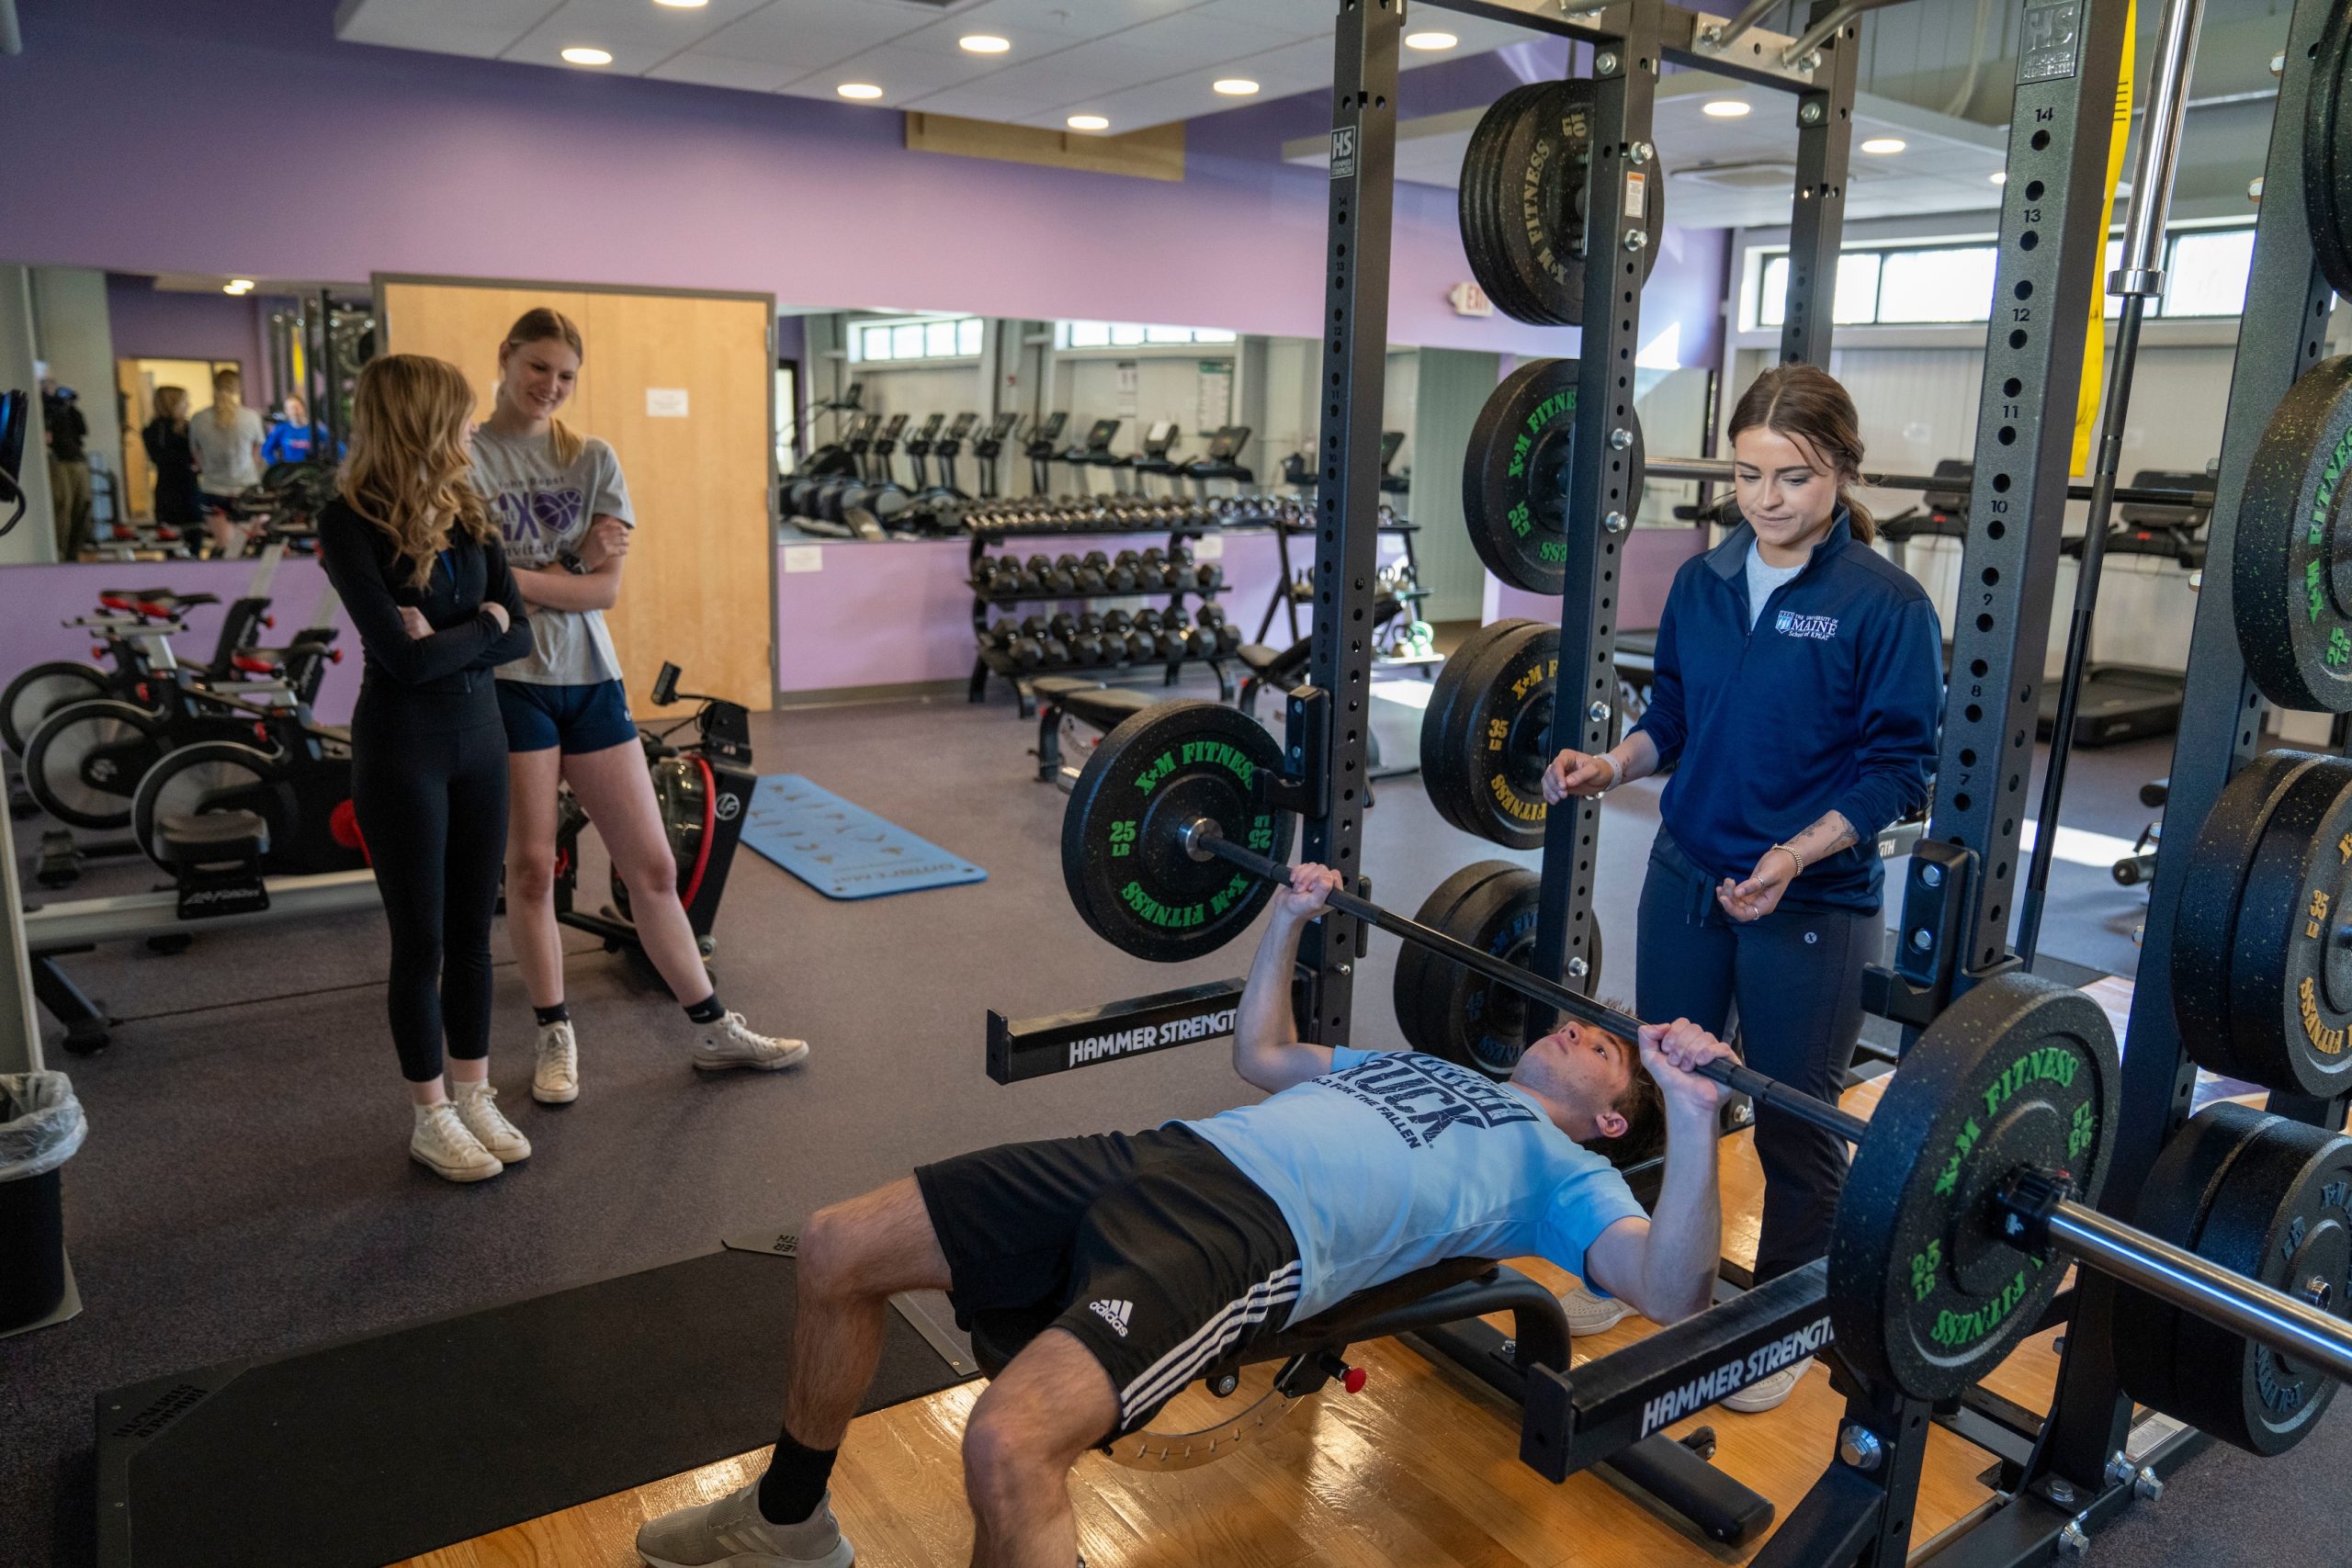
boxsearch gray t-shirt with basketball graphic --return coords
[469,425,634,685]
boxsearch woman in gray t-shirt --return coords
[475,308,807,1101]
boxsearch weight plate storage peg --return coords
[2113,1103,2352,1455]
[1827,974,2120,1402]
[1465,358,1645,594]
[2235,355,2352,712]
[1456,79,1664,328]
[1061,701,1296,964]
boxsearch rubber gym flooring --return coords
[0,672,2267,1566]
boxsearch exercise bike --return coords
[552,663,753,963]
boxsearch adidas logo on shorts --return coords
[1090,1299,1134,1337]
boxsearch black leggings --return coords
[1634,833,1879,1282]
[351,687,511,1083]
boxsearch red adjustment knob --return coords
[91,645,105,659]
[1342,1366,1368,1394]
[263,615,276,628]
[328,649,344,662]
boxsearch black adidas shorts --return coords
[913,1124,1302,1439]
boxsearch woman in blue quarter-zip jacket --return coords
[1541,364,1944,1409]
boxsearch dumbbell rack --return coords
[964,521,1238,716]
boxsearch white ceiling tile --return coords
[502,0,763,69]
[897,83,1057,118]
[961,39,1170,102]
[811,39,1012,95]
[695,0,921,70]
[335,0,547,59]
[942,0,1198,42]
[646,50,799,91]
[1062,76,1238,130]
[1181,0,1327,43]
[1110,8,1305,62]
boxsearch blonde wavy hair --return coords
[339,355,495,589]
[209,367,243,432]
[498,307,587,467]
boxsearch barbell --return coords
[1061,699,2352,1416]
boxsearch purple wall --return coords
[1487,527,1707,633]
[105,275,280,402]
[2,0,1722,363]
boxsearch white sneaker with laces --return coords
[1724,1356,1813,1413]
[452,1081,531,1164]
[636,1479,853,1568]
[1559,1283,1632,1337]
[692,1012,810,1074]
[532,1020,580,1104]
[411,1101,503,1183]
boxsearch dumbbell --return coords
[1049,611,1082,643]
[1046,554,1081,594]
[1196,604,1242,654]
[1039,635,1070,668]
[1168,548,1199,592]
[1020,614,1050,639]
[1078,550,1111,593]
[1007,633,1046,670]
[1133,609,1184,662]
[1194,560,1222,592]
[1108,551,1141,592]
[1069,615,1107,666]
[1164,607,1210,659]
[978,620,1012,651]
[1102,610,1153,662]
[1024,553,1055,590]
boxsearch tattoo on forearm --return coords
[1797,811,1859,860]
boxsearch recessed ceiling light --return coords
[1860,136,1906,154]
[837,83,884,100]
[1702,98,1750,118]
[1213,78,1261,96]
[1990,170,2007,184]
[653,0,708,7]
[1404,30,1458,50]
[560,46,613,65]
[1067,113,1110,131]
[959,34,1010,53]
[224,279,254,295]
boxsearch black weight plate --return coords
[1487,79,1667,327]
[2111,1102,2278,1427]
[1464,358,1647,593]
[1416,866,1608,1080]
[1395,861,1516,1055]
[2303,0,2352,301]
[2173,750,2329,1075]
[2226,755,2352,1096]
[2235,355,2352,712]
[2168,1114,2352,1454]
[1458,85,1551,323]
[1828,973,2120,1403]
[1061,700,1295,964]
[1420,620,1533,839]
[1455,623,1560,851]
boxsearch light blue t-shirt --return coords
[1744,542,1806,631]
[1180,1047,1646,1326]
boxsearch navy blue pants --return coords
[1634,833,1878,1281]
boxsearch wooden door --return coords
[377,278,774,715]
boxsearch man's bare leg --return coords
[961,1327,1119,1568]
[785,1176,954,1450]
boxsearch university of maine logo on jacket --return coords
[1775,610,1840,640]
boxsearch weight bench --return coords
[964,1255,1770,1544]
[1235,639,1314,719]
[1032,676,1161,783]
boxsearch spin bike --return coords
[551,662,753,963]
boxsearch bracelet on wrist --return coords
[1600,752,1624,791]
[1770,842,1805,877]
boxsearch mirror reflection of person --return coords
[262,393,334,466]
[141,385,204,536]
[469,307,808,1103]
[191,367,266,556]
[39,367,94,560]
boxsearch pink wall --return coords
[0,559,359,722]
[1487,526,1708,633]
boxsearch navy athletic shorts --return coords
[495,678,639,755]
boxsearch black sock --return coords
[534,1002,571,1027]
[757,1427,837,1525]
[685,992,727,1025]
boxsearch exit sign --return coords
[1448,281,1494,318]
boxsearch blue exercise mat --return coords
[741,774,988,899]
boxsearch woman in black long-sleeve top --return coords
[319,354,535,1184]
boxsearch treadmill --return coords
[2035,467,2208,748]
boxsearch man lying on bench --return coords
[638,865,1736,1568]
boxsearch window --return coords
[849,315,985,364]
[1744,226,2255,330]
[1055,321,1238,349]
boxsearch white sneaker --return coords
[411,1101,503,1183]
[452,1081,531,1164]
[1560,1283,1632,1337]
[692,1012,810,1074]
[532,1020,580,1104]
[636,1479,853,1568]
[1724,1356,1813,1413]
